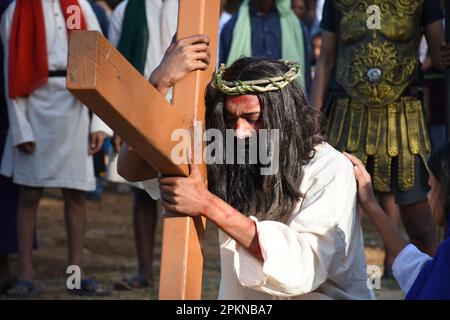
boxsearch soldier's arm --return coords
[424,20,446,70]
[311,31,337,111]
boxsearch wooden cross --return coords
[66,0,221,299]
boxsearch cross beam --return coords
[67,0,220,299]
[67,31,189,176]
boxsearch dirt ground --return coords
[1,184,403,300]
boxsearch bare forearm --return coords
[205,196,264,261]
[422,56,433,71]
[117,143,158,182]
[311,31,337,110]
[149,67,170,97]
[365,202,409,257]
[311,59,333,110]
[429,47,444,71]
[424,21,445,71]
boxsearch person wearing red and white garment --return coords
[0,0,112,297]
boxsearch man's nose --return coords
[234,118,255,139]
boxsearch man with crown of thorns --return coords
[119,36,375,299]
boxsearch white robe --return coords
[106,0,178,186]
[219,143,375,299]
[144,143,376,300]
[0,0,112,191]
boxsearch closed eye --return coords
[244,117,259,124]
[224,112,260,126]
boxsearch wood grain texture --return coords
[158,0,221,300]
[66,0,221,299]
[67,31,189,177]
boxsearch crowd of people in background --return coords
[0,0,448,299]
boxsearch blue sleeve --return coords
[392,244,433,295]
[405,239,450,300]
[219,15,238,64]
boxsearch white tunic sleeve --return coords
[233,149,356,297]
[107,1,127,47]
[142,178,161,200]
[78,0,113,137]
[4,98,33,146]
[392,244,432,295]
[89,113,113,136]
[0,2,35,147]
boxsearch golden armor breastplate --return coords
[334,0,423,107]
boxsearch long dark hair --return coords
[205,58,325,221]
[428,141,450,222]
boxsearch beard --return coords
[226,137,262,216]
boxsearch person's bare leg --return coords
[378,192,401,277]
[133,189,158,287]
[17,186,43,281]
[400,200,438,257]
[62,188,87,278]
[0,254,11,287]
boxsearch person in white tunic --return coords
[0,0,112,297]
[118,46,375,299]
[106,0,178,290]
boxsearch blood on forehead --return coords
[225,94,261,115]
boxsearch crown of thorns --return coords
[215,60,301,95]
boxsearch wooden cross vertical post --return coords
[159,0,221,299]
[66,0,221,300]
